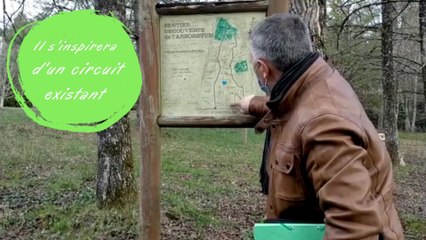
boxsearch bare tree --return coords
[382,0,403,165]
[1,0,29,108]
[0,0,7,107]
[289,0,325,52]
[394,2,420,132]
[412,75,418,131]
[94,0,137,208]
[420,0,426,112]
[30,0,137,209]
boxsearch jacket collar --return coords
[255,57,332,133]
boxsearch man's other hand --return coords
[231,95,254,115]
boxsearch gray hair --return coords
[249,13,313,72]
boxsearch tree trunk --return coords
[96,116,136,207]
[420,0,426,111]
[381,0,402,165]
[411,76,417,132]
[133,0,142,126]
[1,0,7,108]
[0,39,6,108]
[378,98,384,130]
[403,95,410,131]
[94,0,136,208]
[289,0,325,52]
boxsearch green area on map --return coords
[214,18,238,41]
[234,60,249,73]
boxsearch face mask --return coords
[254,62,270,95]
[258,78,270,94]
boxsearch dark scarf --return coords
[259,52,320,195]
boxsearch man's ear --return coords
[257,59,270,79]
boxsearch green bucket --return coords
[253,223,325,240]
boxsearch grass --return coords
[399,131,426,142]
[401,214,426,237]
[0,107,425,239]
[0,108,265,239]
[394,131,426,240]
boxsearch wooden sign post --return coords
[139,1,161,239]
[138,1,289,239]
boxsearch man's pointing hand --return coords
[230,95,254,115]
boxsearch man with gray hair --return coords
[232,13,404,239]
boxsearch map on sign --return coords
[160,12,265,117]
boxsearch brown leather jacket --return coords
[249,58,404,240]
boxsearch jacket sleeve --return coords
[301,114,383,240]
[248,96,270,119]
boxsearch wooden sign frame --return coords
[138,1,289,239]
[157,0,271,128]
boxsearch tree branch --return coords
[398,90,424,95]
[3,0,25,42]
[336,0,418,50]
